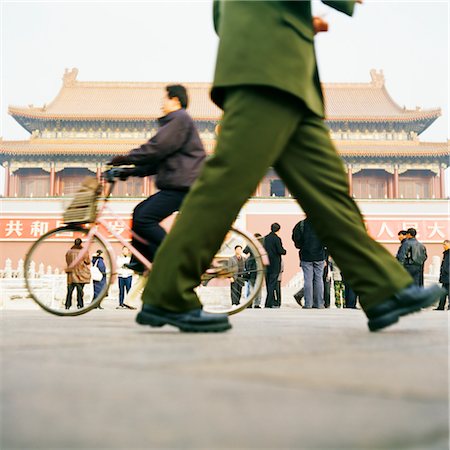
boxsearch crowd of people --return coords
[224,222,449,313]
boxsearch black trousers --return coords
[436,283,449,310]
[404,265,422,286]
[230,278,244,305]
[65,283,85,308]
[132,189,187,263]
[344,284,358,308]
[265,271,279,308]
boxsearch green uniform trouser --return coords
[142,87,412,313]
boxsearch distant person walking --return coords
[65,238,91,310]
[264,223,286,308]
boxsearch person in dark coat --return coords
[110,85,206,273]
[228,245,245,306]
[243,233,264,308]
[263,223,286,308]
[435,240,449,310]
[397,228,428,286]
[396,230,408,260]
[292,218,327,309]
[92,250,107,308]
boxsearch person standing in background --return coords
[116,246,135,309]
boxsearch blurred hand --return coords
[312,16,329,34]
[356,0,363,4]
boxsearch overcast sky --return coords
[0,0,448,141]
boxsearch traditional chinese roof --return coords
[8,68,441,134]
[0,138,216,157]
[335,140,450,158]
[0,138,448,161]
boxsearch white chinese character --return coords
[5,220,23,237]
[376,222,395,238]
[30,221,49,238]
[427,222,446,239]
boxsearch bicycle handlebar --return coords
[102,167,135,183]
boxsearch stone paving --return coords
[1,305,448,450]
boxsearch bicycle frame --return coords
[65,176,269,284]
[64,179,153,278]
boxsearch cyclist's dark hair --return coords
[74,238,82,246]
[407,228,417,237]
[271,223,281,233]
[166,84,188,108]
[234,245,242,250]
[398,230,408,236]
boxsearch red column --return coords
[440,166,446,199]
[387,176,393,198]
[12,173,18,197]
[393,165,399,199]
[4,163,10,197]
[347,165,353,196]
[143,177,150,196]
[50,163,55,196]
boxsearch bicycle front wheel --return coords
[198,227,266,315]
[24,225,113,316]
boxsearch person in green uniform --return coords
[132,0,443,332]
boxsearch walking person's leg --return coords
[75,283,84,308]
[265,272,278,308]
[273,112,412,311]
[312,261,325,308]
[302,262,314,308]
[65,283,75,309]
[140,88,301,314]
[125,276,132,295]
[275,280,281,307]
[118,277,125,306]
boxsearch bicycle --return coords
[24,169,268,316]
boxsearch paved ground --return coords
[1,306,448,450]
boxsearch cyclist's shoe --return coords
[136,305,232,333]
[124,303,137,310]
[124,261,146,275]
[366,284,445,332]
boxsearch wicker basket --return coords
[63,177,102,224]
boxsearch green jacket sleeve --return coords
[322,1,357,16]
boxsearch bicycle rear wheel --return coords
[199,228,266,315]
[24,225,113,316]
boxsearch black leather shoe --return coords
[136,305,231,332]
[366,284,445,332]
[124,261,146,274]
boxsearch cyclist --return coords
[109,85,206,273]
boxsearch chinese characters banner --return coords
[0,217,133,240]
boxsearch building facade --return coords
[0,69,448,283]
[1,68,448,200]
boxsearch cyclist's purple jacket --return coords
[124,109,206,191]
